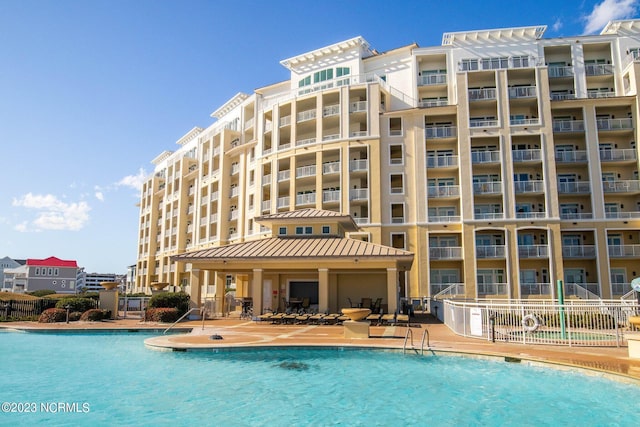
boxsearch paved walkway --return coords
[4,315,640,383]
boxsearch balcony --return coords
[353,217,369,225]
[209,213,218,224]
[587,90,616,99]
[512,149,541,162]
[278,143,291,151]
[419,98,448,108]
[605,211,640,219]
[229,210,239,221]
[425,125,456,140]
[585,64,613,76]
[561,245,596,258]
[602,180,640,193]
[322,134,340,142]
[277,196,290,208]
[277,170,290,182]
[323,161,340,174]
[516,211,546,219]
[296,137,317,147]
[296,164,316,179]
[596,118,633,131]
[261,174,271,186]
[473,182,503,195]
[279,115,291,127]
[430,283,465,296]
[426,155,458,168]
[230,187,239,198]
[552,120,584,132]
[608,244,640,258]
[428,185,460,198]
[349,159,368,172]
[391,216,404,224]
[518,245,549,258]
[349,188,369,201]
[297,109,317,122]
[550,92,576,101]
[474,212,504,220]
[509,86,537,98]
[429,246,463,260]
[469,119,498,128]
[510,118,540,126]
[599,149,637,162]
[557,182,591,194]
[548,66,574,78]
[261,200,271,212]
[419,73,447,85]
[555,150,588,163]
[323,104,340,117]
[230,164,240,175]
[520,283,552,296]
[322,190,340,203]
[514,180,544,194]
[476,245,506,258]
[468,88,497,101]
[349,101,367,113]
[471,151,500,164]
[477,283,508,295]
[428,215,461,223]
[612,283,631,295]
[296,192,316,206]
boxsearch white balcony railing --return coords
[279,115,291,127]
[296,137,317,147]
[476,245,506,258]
[322,161,340,174]
[323,104,340,117]
[468,88,497,101]
[296,192,316,205]
[555,150,588,163]
[557,182,591,193]
[469,119,498,128]
[262,174,271,186]
[473,182,503,195]
[596,118,633,131]
[605,211,640,219]
[296,164,316,178]
[585,64,613,76]
[477,283,508,295]
[425,125,456,139]
[509,86,536,98]
[561,245,596,258]
[426,155,458,168]
[548,66,574,78]
[277,170,290,181]
[608,244,640,257]
[518,245,549,258]
[429,247,463,260]
[512,149,541,162]
[297,109,317,122]
[514,180,544,193]
[602,180,640,193]
[261,200,271,212]
[475,212,504,220]
[427,186,460,198]
[471,151,500,164]
[349,159,368,171]
[322,190,340,202]
[520,283,552,296]
[552,120,584,132]
[419,73,447,85]
[349,188,369,200]
[428,215,461,223]
[349,101,367,113]
[277,196,290,208]
[599,149,637,161]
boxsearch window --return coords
[279,227,287,236]
[336,67,350,77]
[295,226,312,235]
[35,267,40,276]
[298,76,311,88]
[313,68,333,83]
[390,174,404,194]
[48,268,53,276]
[391,233,406,249]
[322,226,330,234]
[54,268,59,276]
[389,118,402,136]
[481,57,508,69]
[460,59,478,71]
[389,145,403,164]
[391,203,404,223]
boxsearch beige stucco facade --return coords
[136,22,640,307]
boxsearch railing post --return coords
[557,280,567,340]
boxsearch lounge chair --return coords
[282,311,298,324]
[396,312,409,327]
[365,311,382,325]
[308,313,326,324]
[295,313,310,324]
[380,312,396,326]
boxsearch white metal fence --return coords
[439,299,640,347]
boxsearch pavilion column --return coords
[252,269,263,316]
[215,271,226,316]
[318,268,329,313]
[386,268,398,314]
[189,268,202,307]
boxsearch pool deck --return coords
[4,314,640,383]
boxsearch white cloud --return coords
[116,168,147,192]
[583,0,638,34]
[12,193,91,231]
[95,191,104,202]
[552,18,563,32]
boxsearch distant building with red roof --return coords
[4,256,78,294]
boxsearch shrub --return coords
[145,307,180,323]
[147,292,190,316]
[38,308,67,323]
[55,298,96,313]
[27,289,57,297]
[80,309,110,321]
[69,311,82,322]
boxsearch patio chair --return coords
[396,312,409,327]
[372,298,382,312]
[301,297,311,312]
[308,313,326,324]
[347,298,357,308]
[361,297,372,310]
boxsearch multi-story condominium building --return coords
[76,270,123,292]
[135,20,640,313]
[4,256,78,294]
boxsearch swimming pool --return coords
[1,331,639,426]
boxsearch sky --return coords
[0,0,638,273]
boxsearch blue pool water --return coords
[1,331,639,426]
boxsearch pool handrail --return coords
[163,307,199,334]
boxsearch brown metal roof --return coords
[172,236,413,262]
